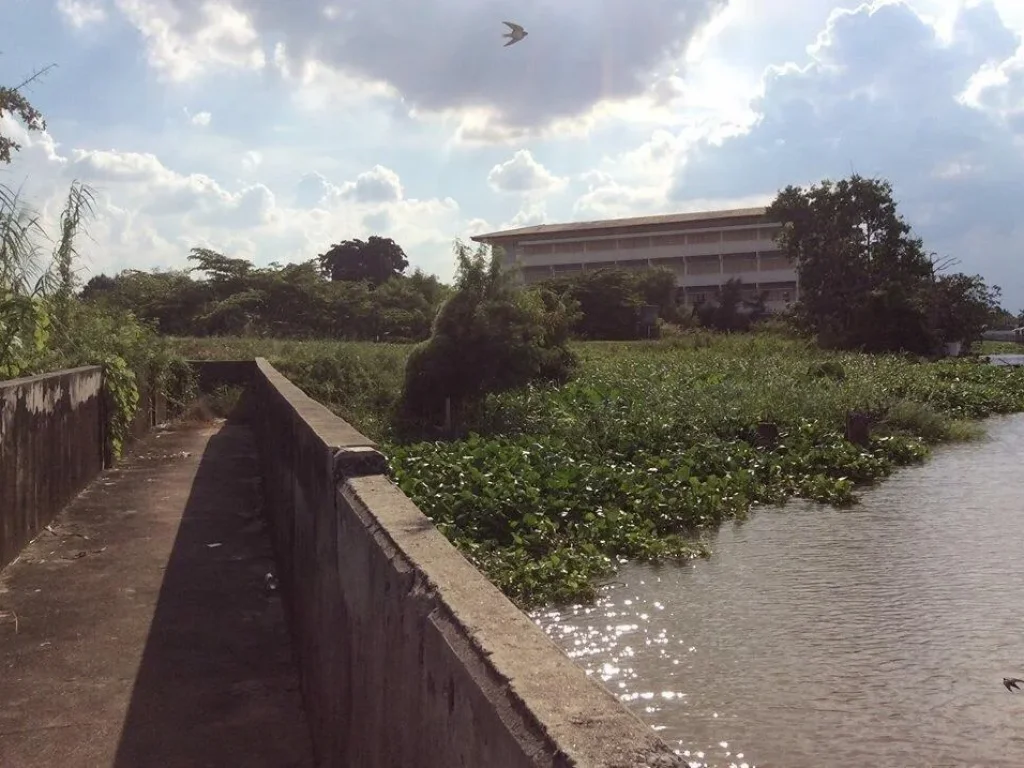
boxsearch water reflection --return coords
[533,415,1024,767]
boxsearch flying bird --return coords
[1003,677,1023,692]
[502,21,528,47]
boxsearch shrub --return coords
[399,240,578,432]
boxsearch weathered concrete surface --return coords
[0,420,313,768]
[0,367,104,570]
[252,356,683,768]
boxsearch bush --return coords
[538,267,680,340]
[399,240,578,432]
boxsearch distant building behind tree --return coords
[471,207,798,313]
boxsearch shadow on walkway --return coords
[111,422,312,768]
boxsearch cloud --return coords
[1,114,467,280]
[241,150,262,172]
[293,171,334,208]
[666,0,1024,306]
[57,0,107,28]
[107,0,727,136]
[340,164,402,204]
[115,0,267,81]
[487,150,566,194]
[189,110,212,127]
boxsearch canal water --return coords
[533,414,1024,767]
[988,354,1024,367]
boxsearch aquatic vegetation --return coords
[178,333,1024,608]
[387,335,1024,608]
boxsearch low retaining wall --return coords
[0,367,105,569]
[1,365,165,569]
[251,357,682,767]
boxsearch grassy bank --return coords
[175,333,1024,609]
[169,336,411,439]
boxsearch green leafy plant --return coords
[398,239,578,432]
[176,332,1024,609]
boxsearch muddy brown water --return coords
[532,414,1024,767]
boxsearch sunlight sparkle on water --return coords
[530,585,757,768]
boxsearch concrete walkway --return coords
[0,420,313,767]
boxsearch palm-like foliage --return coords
[0,178,96,377]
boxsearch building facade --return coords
[471,207,799,312]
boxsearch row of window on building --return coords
[517,226,782,256]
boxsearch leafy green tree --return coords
[0,63,51,164]
[564,269,642,339]
[318,236,409,286]
[537,266,679,339]
[696,278,768,332]
[369,273,449,341]
[928,273,1003,347]
[83,253,451,342]
[80,273,117,300]
[188,247,254,285]
[85,269,208,335]
[767,174,937,353]
[634,267,679,318]
[400,240,577,430]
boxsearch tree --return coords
[928,273,1003,348]
[399,240,577,430]
[539,267,681,340]
[696,278,768,332]
[767,174,937,353]
[0,62,52,165]
[80,273,117,300]
[187,247,254,284]
[317,236,409,286]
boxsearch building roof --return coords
[471,206,770,242]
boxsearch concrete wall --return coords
[1,365,166,569]
[0,367,105,569]
[250,357,683,767]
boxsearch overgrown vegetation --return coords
[398,240,578,432]
[170,336,410,439]
[11,67,1024,611]
[178,331,1024,608]
[169,171,1023,609]
[769,175,1007,353]
[386,335,1024,606]
[83,242,450,342]
[2,69,192,456]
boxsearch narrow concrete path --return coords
[0,420,313,768]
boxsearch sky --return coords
[1,0,1022,308]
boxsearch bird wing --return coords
[503,21,524,34]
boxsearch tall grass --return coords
[1,179,191,453]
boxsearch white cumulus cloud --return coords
[487,150,567,194]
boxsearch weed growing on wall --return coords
[1,184,193,456]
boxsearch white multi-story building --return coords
[471,207,799,312]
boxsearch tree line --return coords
[81,175,1021,352]
[82,242,450,342]
[6,63,1022,438]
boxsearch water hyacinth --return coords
[387,335,1024,608]
[178,333,1024,608]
